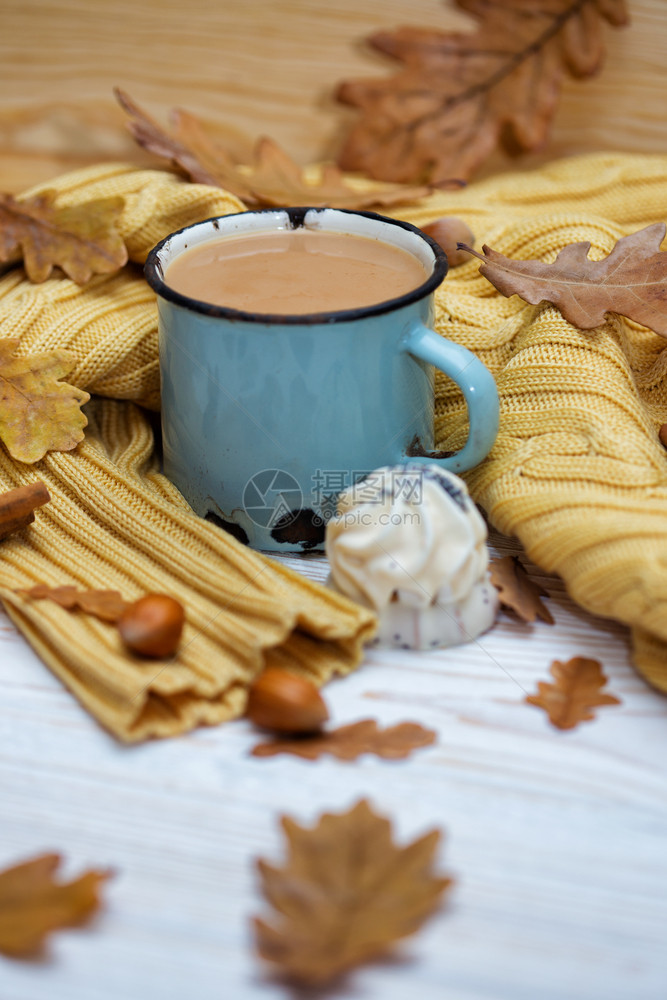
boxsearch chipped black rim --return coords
[144,207,448,326]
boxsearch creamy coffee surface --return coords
[164,229,429,314]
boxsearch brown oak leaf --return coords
[336,0,628,184]
[253,799,452,986]
[489,555,554,624]
[251,719,437,761]
[0,191,127,284]
[462,224,667,338]
[18,587,185,658]
[0,482,50,540]
[0,853,111,958]
[0,338,89,463]
[526,656,621,729]
[114,87,434,209]
[20,584,129,622]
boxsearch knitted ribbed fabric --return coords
[1,153,666,739]
[399,152,667,693]
[0,164,377,742]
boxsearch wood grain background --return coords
[3,534,667,1000]
[1,0,666,192]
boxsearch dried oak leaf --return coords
[336,0,628,184]
[253,799,452,986]
[0,853,111,958]
[0,190,127,284]
[251,718,437,761]
[462,224,667,338]
[489,555,554,624]
[114,87,433,209]
[526,656,621,730]
[0,481,50,541]
[0,338,89,463]
[20,584,129,622]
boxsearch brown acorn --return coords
[246,667,329,734]
[422,216,475,268]
[117,593,185,658]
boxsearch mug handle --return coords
[401,322,500,473]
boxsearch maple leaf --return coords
[336,0,629,184]
[114,87,434,209]
[0,481,50,540]
[20,584,129,622]
[0,338,89,463]
[526,656,621,729]
[0,191,127,284]
[0,853,110,958]
[251,719,437,761]
[462,224,667,338]
[489,555,554,624]
[253,799,452,986]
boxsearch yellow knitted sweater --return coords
[0,164,378,742]
[1,153,666,742]
[402,152,667,691]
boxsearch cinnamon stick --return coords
[0,482,50,540]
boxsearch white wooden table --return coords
[2,531,666,1000]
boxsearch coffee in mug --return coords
[164,229,430,314]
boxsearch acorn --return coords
[117,593,185,658]
[422,217,475,268]
[246,667,329,734]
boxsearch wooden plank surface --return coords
[0,0,666,192]
[2,2,667,998]
[2,533,667,1000]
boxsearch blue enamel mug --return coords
[145,207,499,552]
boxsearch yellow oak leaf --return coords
[0,338,89,463]
[0,190,128,284]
